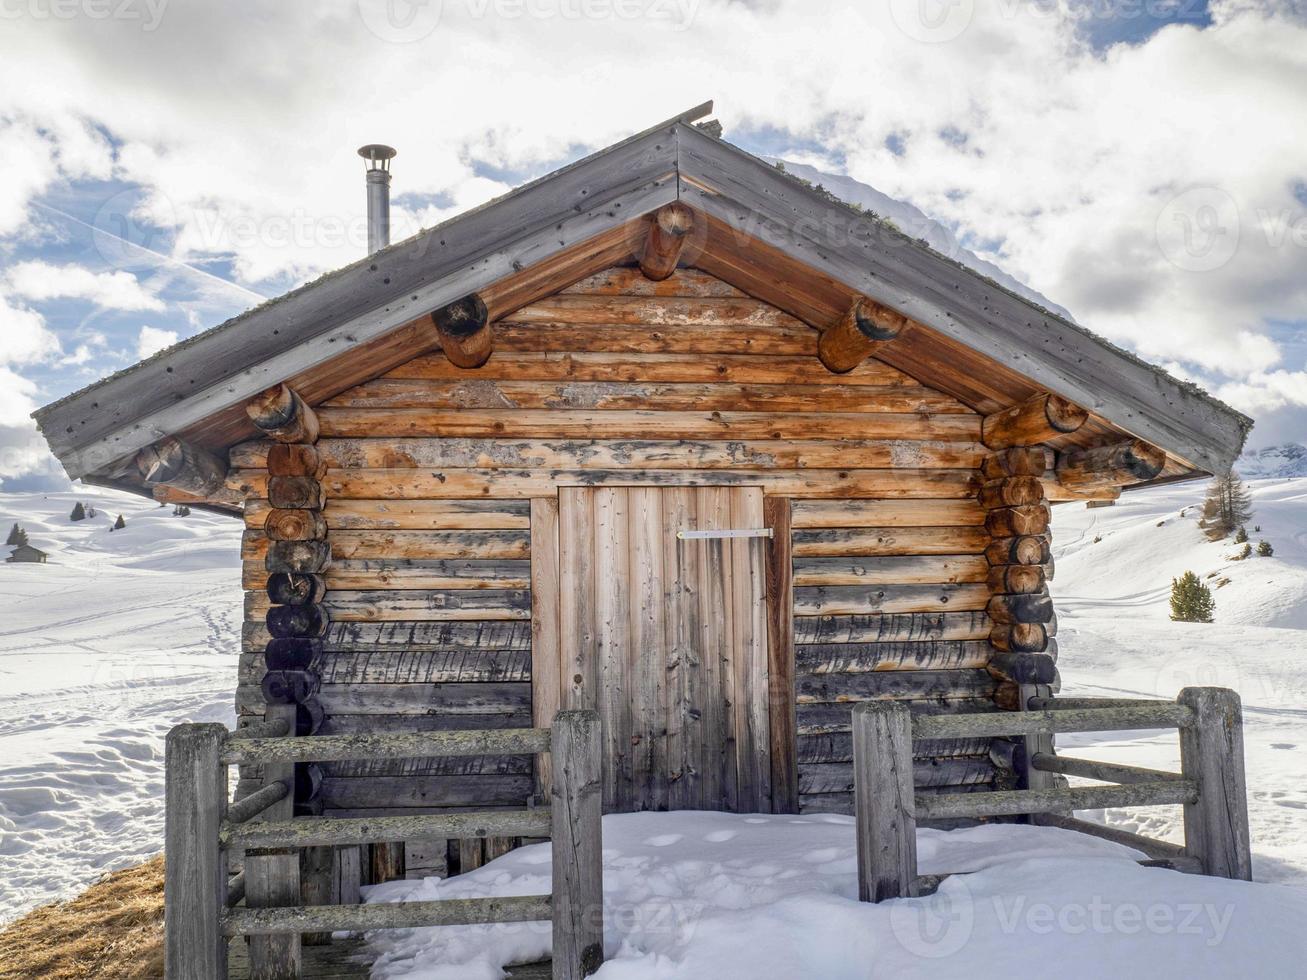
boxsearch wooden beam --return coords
[135,436,229,499]
[1056,439,1167,492]
[982,393,1087,449]
[638,202,695,281]
[818,297,907,374]
[246,384,320,444]
[432,294,492,369]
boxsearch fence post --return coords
[246,703,302,978]
[551,710,604,980]
[1178,687,1253,880]
[165,723,229,980]
[852,701,918,902]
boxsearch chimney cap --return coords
[358,144,397,172]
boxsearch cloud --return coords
[136,325,178,359]
[4,261,165,311]
[0,0,1303,472]
[0,296,61,366]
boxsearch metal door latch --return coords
[676,528,774,540]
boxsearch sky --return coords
[1,0,1305,490]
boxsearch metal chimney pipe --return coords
[357,144,397,253]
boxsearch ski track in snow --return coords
[1,477,1307,933]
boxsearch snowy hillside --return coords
[1050,477,1307,882]
[0,487,243,923]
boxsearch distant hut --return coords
[7,544,48,564]
[31,106,1252,885]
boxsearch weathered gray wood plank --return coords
[551,711,605,980]
[1178,687,1253,880]
[852,702,918,902]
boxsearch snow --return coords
[0,487,242,923]
[3,475,1307,977]
[362,812,1307,979]
[1050,478,1307,881]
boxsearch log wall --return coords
[231,266,1003,842]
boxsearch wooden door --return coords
[557,486,771,813]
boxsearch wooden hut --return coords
[33,105,1251,883]
[6,543,48,564]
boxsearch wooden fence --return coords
[852,686,1253,902]
[164,710,604,980]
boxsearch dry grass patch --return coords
[0,856,164,979]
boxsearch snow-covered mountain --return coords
[1237,443,1307,479]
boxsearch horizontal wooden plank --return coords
[495,321,815,355]
[320,621,534,651]
[795,668,996,704]
[236,681,531,716]
[237,649,532,686]
[324,560,531,591]
[317,712,533,733]
[790,499,986,528]
[562,267,749,298]
[324,590,531,622]
[504,293,806,328]
[331,531,529,560]
[315,409,981,441]
[798,758,995,794]
[792,583,990,616]
[237,438,985,473]
[798,782,999,817]
[794,640,993,674]
[320,774,536,811]
[791,555,989,587]
[792,612,991,644]
[243,498,530,530]
[300,469,979,500]
[791,526,989,557]
[319,755,534,778]
[561,266,742,297]
[322,380,970,415]
[385,351,910,386]
[798,732,992,764]
[796,698,997,735]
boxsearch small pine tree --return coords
[6,523,23,546]
[86,505,96,518]
[1234,526,1248,543]
[113,514,126,530]
[1200,471,1254,540]
[172,504,191,517]
[69,502,86,522]
[1230,542,1252,561]
[1257,540,1274,557]
[1170,571,1215,623]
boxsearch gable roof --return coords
[34,103,1251,494]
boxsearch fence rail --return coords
[852,686,1253,903]
[165,710,604,980]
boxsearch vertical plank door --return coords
[557,486,771,813]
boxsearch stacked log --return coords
[979,448,1059,712]
[247,385,328,821]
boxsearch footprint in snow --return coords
[644,834,683,847]
[804,848,840,862]
[703,830,737,842]
[1271,743,1296,750]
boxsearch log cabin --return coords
[33,103,1252,886]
